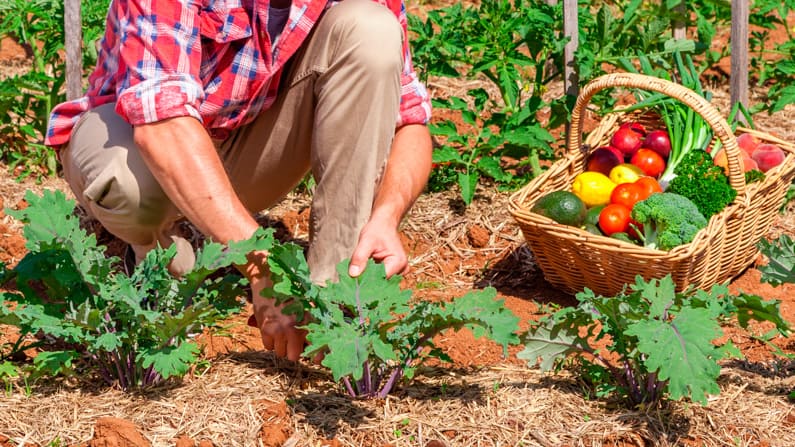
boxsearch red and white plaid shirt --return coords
[45,0,431,147]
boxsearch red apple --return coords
[736,133,760,157]
[604,145,626,162]
[619,122,647,136]
[641,129,671,159]
[587,147,622,175]
[610,126,644,158]
[752,143,786,172]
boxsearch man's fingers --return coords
[261,332,275,351]
[312,351,325,365]
[274,337,287,358]
[286,335,305,362]
[348,241,372,277]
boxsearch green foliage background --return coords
[0,0,793,193]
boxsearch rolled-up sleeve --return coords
[113,0,205,125]
[388,0,432,127]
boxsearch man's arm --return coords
[348,123,433,278]
[133,116,306,361]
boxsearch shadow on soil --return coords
[473,244,578,307]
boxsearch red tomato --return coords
[598,203,632,236]
[630,148,666,178]
[610,183,644,208]
[634,176,663,200]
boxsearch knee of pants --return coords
[81,157,176,235]
[324,0,404,74]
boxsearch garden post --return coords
[672,1,686,40]
[65,0,83,100]
[730,0,749,123]
[562,0,579,97]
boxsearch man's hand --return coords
[348,215,407,278]
[250,274,307,361]
[348,124,432,279]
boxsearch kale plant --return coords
[264,243,521,398]
[519,275,790,407]
[0,189,273,389]
[758,234,795,287]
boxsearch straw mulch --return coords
[1,353,794,446]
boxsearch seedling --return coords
[0,190,273,389]
[264,243,520,398]
[520,275,790,407]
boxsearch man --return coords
[45,0,433,362]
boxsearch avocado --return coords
[531,191,588,226]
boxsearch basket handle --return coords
[568,73,746,197]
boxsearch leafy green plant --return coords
[409,0,561,204]
[758,234,795,287]
[263,243,520,398]
[519,275,790,407]
[0,361,20,395]
[0,189,273,389]
[0,0,109,180]
[748,0,795,113]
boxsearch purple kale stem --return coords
[363,361,373,396]
[646,371,660,403]
[111,350,127,390]
[147,365,161,386]
[377,368,403,399]
[352,280,374,397]
[128,351,139,387]
[624,363,643,405]
[371,369,383,395]
[342,377,356,397]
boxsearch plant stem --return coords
[342,377,356,398]
[378,368,403,399]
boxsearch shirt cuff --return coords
[116,76,204,126]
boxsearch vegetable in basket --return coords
[620,52,713,187]
[665,149,737,218]
[630,192,707,251]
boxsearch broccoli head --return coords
[665,149,737,218]
[630,192,708,251]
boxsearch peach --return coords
[713,148,758,174]
[736,133,760,157]
[752,143,786,172]
[713,148,729,174]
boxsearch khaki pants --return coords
[61,0,403,282]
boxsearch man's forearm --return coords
[369,124,433,227]
[133,116,266,276]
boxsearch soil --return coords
[2,8,795,447]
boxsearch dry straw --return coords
[509,72,795,296]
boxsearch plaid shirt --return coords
[45,0,431,146]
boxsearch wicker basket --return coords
[509,73,795,296]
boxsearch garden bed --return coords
[1,169,794,446]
